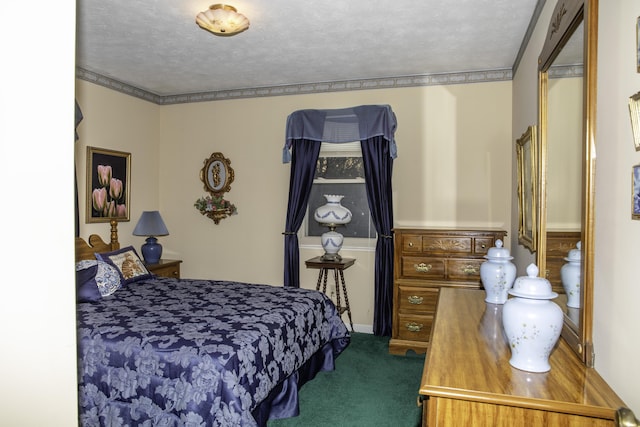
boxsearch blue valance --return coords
[282,104,397,163]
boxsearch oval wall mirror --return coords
[537,0,597,365]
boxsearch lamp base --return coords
[321,252,342,262]
[320,227,344,262]
[141,237,162,264]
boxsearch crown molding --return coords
[548,64,583,78]
[76,67,513,105]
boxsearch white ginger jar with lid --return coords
[502,263,563,373]
[480,239,516,304]
[560,241,581,308]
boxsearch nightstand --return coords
[145,259,182,279]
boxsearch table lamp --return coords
[314,195,352,261]
[132,211,169,264]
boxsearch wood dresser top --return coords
[419,288,625,420]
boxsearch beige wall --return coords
[75,81,161,240]
[1,1,78,425]
[510,1,554,274]
[547,77,583,230]
[512,0,640,414]
[75,81,512,330]
[593,0,640,413]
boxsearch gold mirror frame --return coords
[516,125,538,252]
[537,0,598,366]
[200,152,235,197]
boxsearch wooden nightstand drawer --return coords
[145,259,182,279]
[398,286,439,314]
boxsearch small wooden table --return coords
[305,256,355,331]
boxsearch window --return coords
[305,142,375,240]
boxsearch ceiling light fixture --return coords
[196,4,250,37]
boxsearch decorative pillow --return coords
[75,260,122,302]
[95,246,152,285]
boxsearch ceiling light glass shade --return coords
[196,4,250,36]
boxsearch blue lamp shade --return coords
[132,211,169,264]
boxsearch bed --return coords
[75,221,350,426]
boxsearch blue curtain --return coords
[283,105,397,335]
[283,139,321,287]
[75,101,84,237]
[360,135,394,336]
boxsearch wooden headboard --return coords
[75,220,120,261]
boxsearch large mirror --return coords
[537,0,597,366]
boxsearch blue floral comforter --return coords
[77,277,350,426]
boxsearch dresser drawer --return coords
[401,234,423,253]
[474,238,494,254]
[397,314,433,342]
[400,257,446,279]
[422,236,472,254]
[398,286,439,314]
[447,259,482,281]
[546,233,580,255]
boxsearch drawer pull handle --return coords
[408,242,414,247]
[408,295,424,305]
[414,263,432,273]
[406,322,423,332]
[462,265,479,275]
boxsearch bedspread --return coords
[77,277,350,426]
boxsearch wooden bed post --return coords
[110,219,119,250]
[75,220,121,261]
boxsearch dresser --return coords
[545,231,581,294]
[145,259,182,279]
[389,228,506,355]
[419,288,626,426]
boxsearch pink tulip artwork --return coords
[87,147,130,223]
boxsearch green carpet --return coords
[268,332,425,427]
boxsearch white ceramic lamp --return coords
[314,195,352,261]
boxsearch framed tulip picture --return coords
[86,146,131,223]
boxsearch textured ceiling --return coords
[76,0,541,98]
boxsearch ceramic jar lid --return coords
[509,263,558,300]
[565,241,582,262]
[484,239,513,261]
